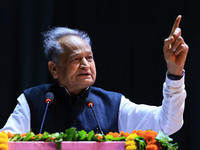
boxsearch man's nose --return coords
[80,58,90,69]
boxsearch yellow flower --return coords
[125,133,138,150]
[0,132,8,140]
[0,132,8,150]
[126,144,137,150]
[0,144,8,150]
[126,133,138,141]
[125,139,137,150]
[125,140,136,146]
[0,138,7,145]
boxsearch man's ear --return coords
[48,61,59,79]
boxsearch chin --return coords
[82,80,95,87]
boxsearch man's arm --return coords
[118,74,186,135]
[159,73,186,134]
[118,15,188,135]
[0,94,31,134]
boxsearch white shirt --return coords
[1,75,186,135]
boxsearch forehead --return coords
[58,35,91,54]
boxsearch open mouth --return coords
[78,73,90,76]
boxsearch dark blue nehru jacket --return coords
[23,84,122,134]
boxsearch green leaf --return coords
[57,132,66,141]
[37,131,50,141]
[156,131,178,150]
[87,130,95,141]
[8,134,21,142]
[135,137,146,150]
[105,135,114,141]
[22,131,35,141]
[47,132,62,142]
[50,132,60,138]
[167,143,178,150]
[78,130,87,141]
[112,136,126,141]
[156,131,173,143]
[65,128,77,141]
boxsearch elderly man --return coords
[1,15,188,135]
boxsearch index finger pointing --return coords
[170,15,182,36]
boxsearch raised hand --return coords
[163,15,189,76]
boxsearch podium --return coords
[8,141,125,150]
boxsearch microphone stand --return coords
[39,101,50,134]
[89,103,104,135]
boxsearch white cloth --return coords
[1,75,186,135]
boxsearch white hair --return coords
[43,27,91,64]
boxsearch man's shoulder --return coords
[89,86,122,104]
[90,86,122,95]
[23,84,53,95]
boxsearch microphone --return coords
[39,92,54,133]
[85,98,104,135]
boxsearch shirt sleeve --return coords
[0,93,31,134]
[118,74,186,135]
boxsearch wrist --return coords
[167,70,185,80]
[166,64,184,76]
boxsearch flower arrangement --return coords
[0,128,178,150]
[125,130,178,150]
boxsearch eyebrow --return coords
[70,51,93,58]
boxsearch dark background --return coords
[0,0,199,149]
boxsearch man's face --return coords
[49,35,96,95]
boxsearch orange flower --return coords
[38,134,43,138]
[20,133,27,137]
[107,132,120,138]
[146,144,158,150]
[136,130,145,138]
[7,132,14,138]
[0,131,6,134]
[31,137,35,140]
[131,130,145,138]
[145,134,157,145]
[145,130,158,137]
[130,130,137,134]
[97,135,103,140]
[144,130,158,145]
[120,131,129,138]
[112,132,120,138]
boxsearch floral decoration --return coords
[0,128,178,150]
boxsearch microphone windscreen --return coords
[85,97,94,107]
[45,92,54,104]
